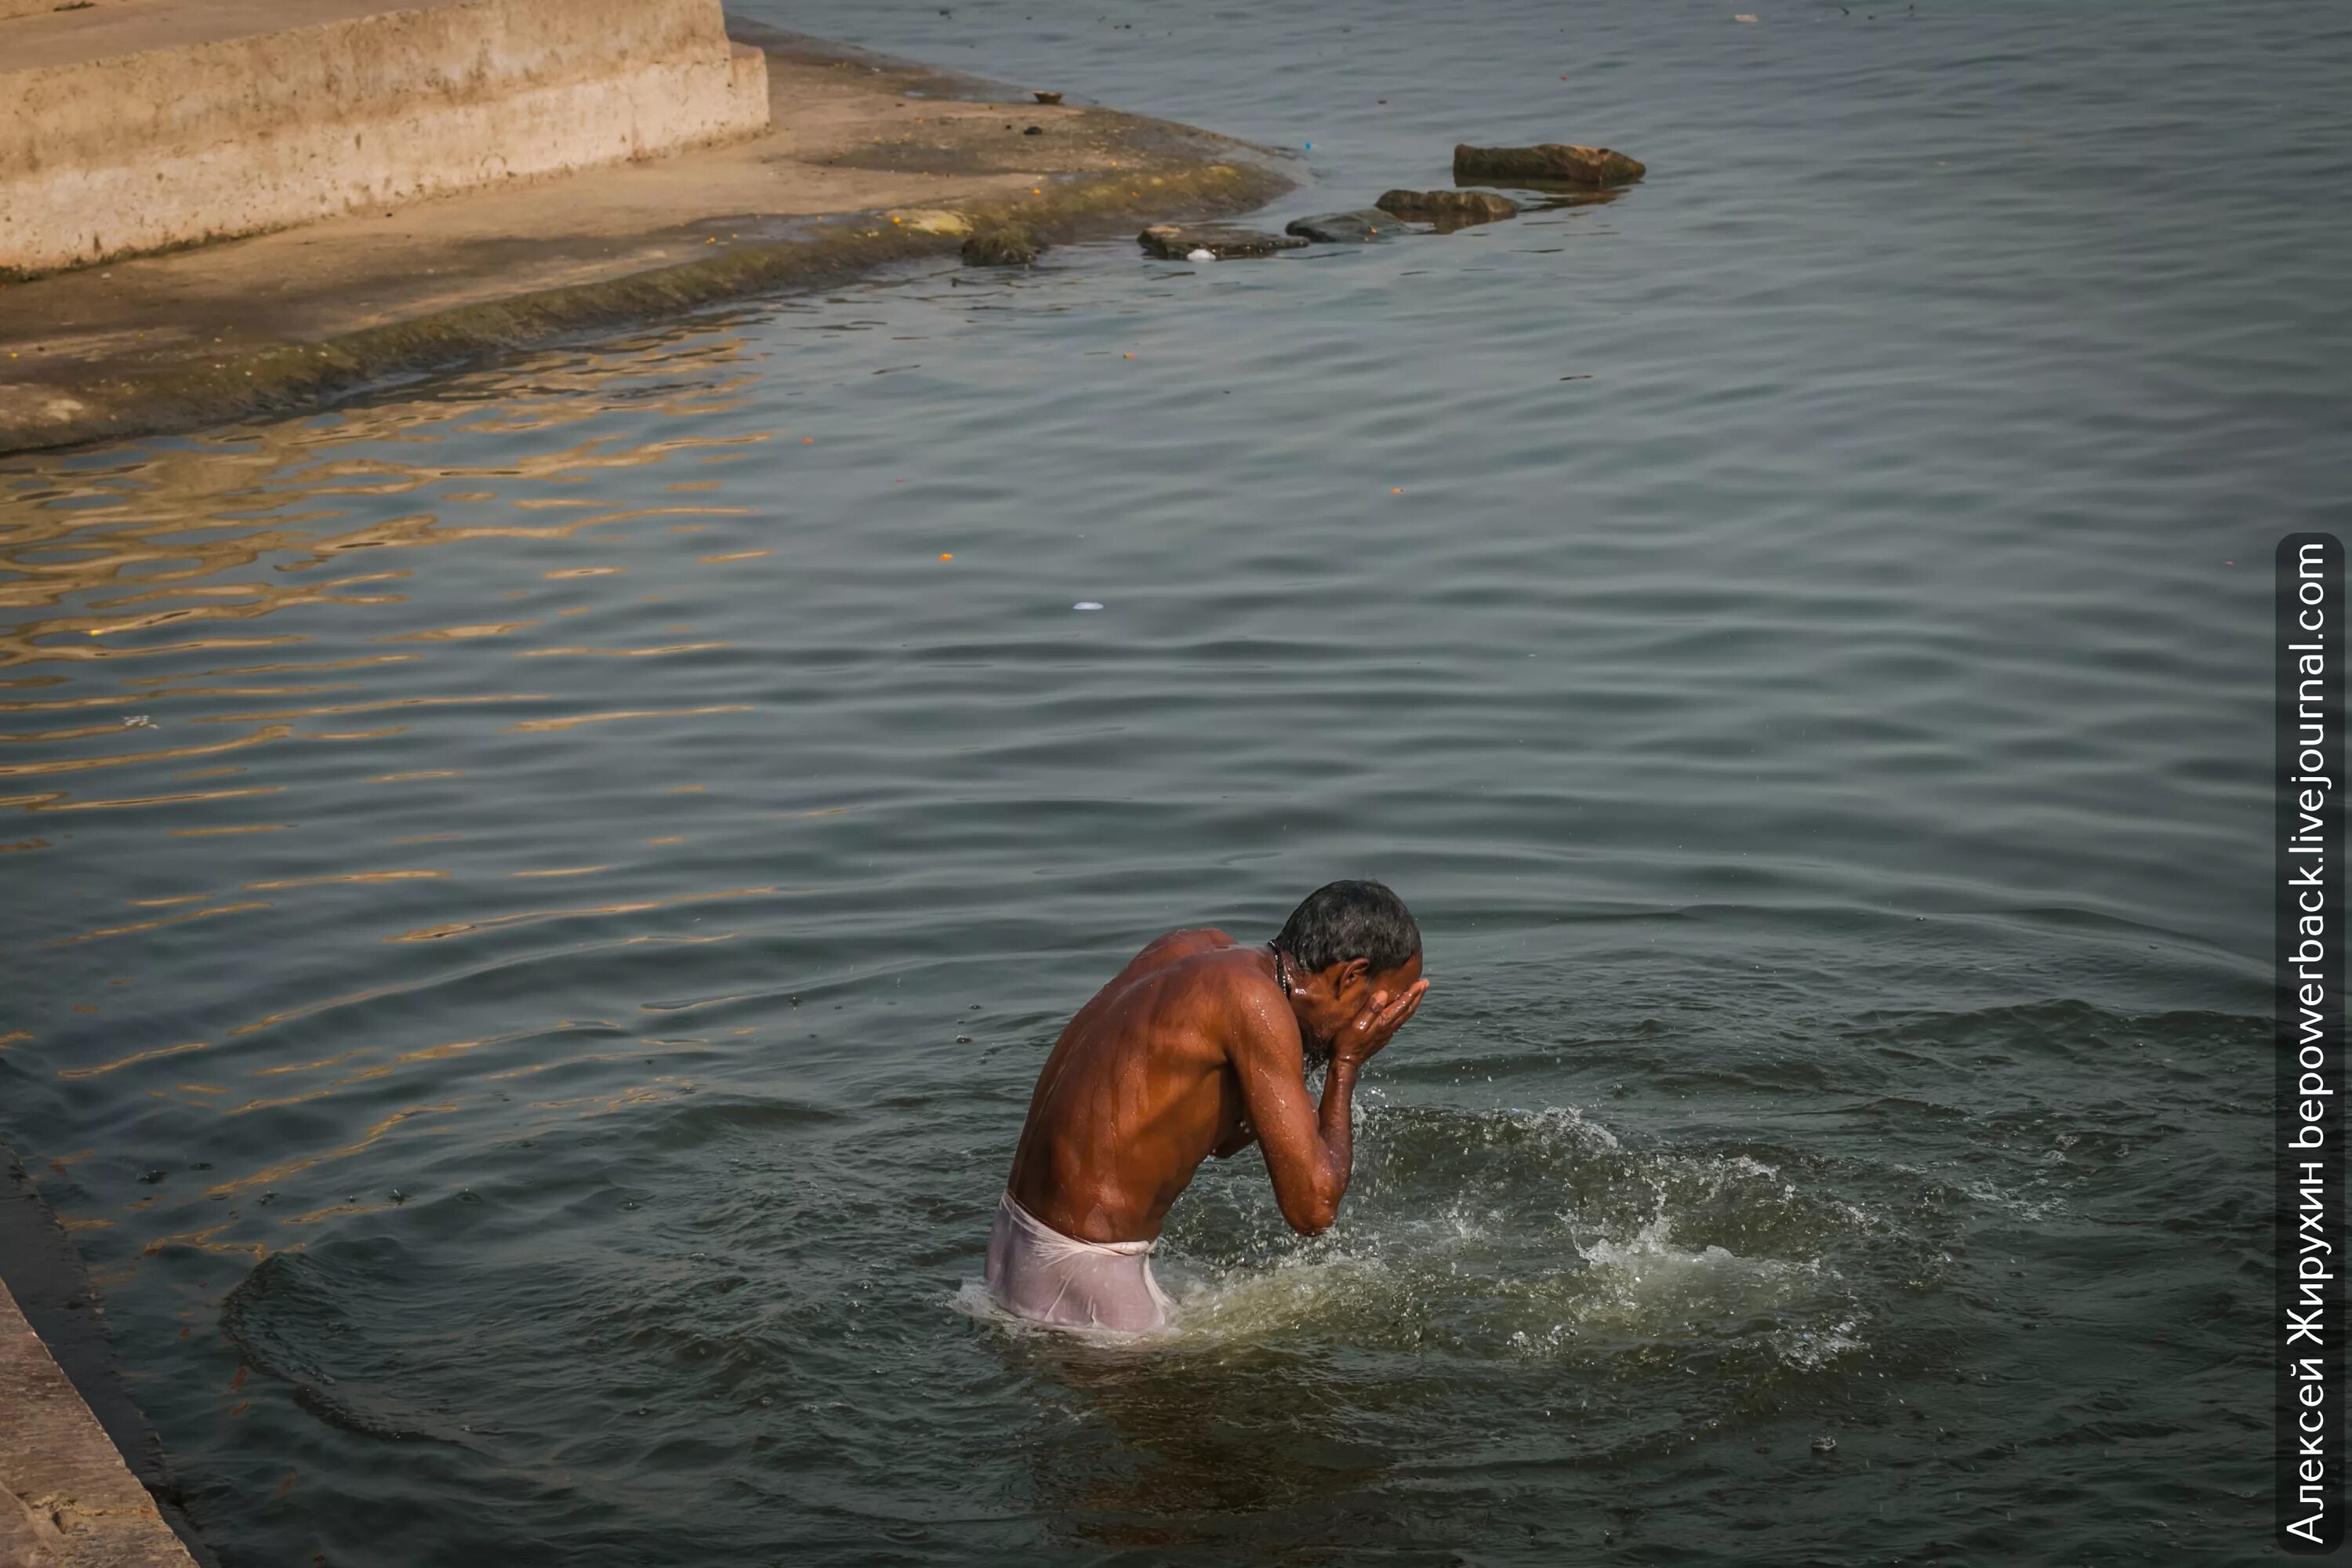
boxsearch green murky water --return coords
[4,2,2339,1562]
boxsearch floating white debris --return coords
[1186,248,1215,263]
[1073,601,1104,612]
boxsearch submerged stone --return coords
[1374,189,1519,227]
[961,227,1043,266]
[1138,223,1305,259]
[1283,209,1407,243]
[1452,143,1646,187]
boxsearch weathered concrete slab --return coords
[2,0,770,278]
[0,27,1292,454]
[1,1279,198,1568]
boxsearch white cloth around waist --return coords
[983,1190,1171,1333]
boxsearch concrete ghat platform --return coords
[2,1152,210,1568]
[1,0,770,278]
[0,27,1293,456]
[1,1279,197,1568]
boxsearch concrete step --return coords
[2,0,770,277]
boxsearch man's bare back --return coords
[985,881,1427,1332]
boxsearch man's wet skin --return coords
[1007,929,1428,1245]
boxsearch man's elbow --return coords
[1281,1195,1341,1236]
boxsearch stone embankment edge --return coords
[2,1147,214,1567]
[0,140,1290,457]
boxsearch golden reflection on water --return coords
[242,869,448,891]
[386,884,776,943]
[2,321,808,1290]
[2,336,768,666]
[0,723,293,778]
[137,1220,273,1261]
[122,653,420,683]
[181,694,546,723]
[200,1102,463,1200]
[2,783,286,812]
[377,620,541,642]
[252,1048,370,1078]
[56,1038,212,1080]
[518,642,730,659]
[47,901,272,948]
[501,704,750,733]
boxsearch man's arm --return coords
[1210,1114,1257,1160]
[1225,981,1426,1234]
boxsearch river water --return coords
[2,2,2343,1563]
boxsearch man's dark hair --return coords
[1274,880,1421,975]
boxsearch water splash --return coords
[958,1103,1879,1370]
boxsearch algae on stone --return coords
[1374,189,1519,227]
[1283,209,1409,243]
[1137,223,1305,259]
[1451,143,1646,188]
[962,227,1044,266]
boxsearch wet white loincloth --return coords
[984,1190,1171,1333]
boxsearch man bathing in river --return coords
[986,880,1429,1332]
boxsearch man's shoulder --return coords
[1134,926,1239,964]
[1115,930,1283,1025]
[1160,943,1288,1038]
[1145,932,1261,982]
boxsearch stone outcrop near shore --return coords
[1284,210,1410,243]
[0,2,1641,458]
[1375,189,1521,226]
[1137,223,1305,259]
[1,0,771,280]
[1452,142,1646,187]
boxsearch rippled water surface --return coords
[4,2,2344,1563]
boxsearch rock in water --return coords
[1137,223,1306,259]
[1452,143,1646,187]
[1374,189,1519,226]
[1283,209,1408,243]
[962,227,1043,266]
